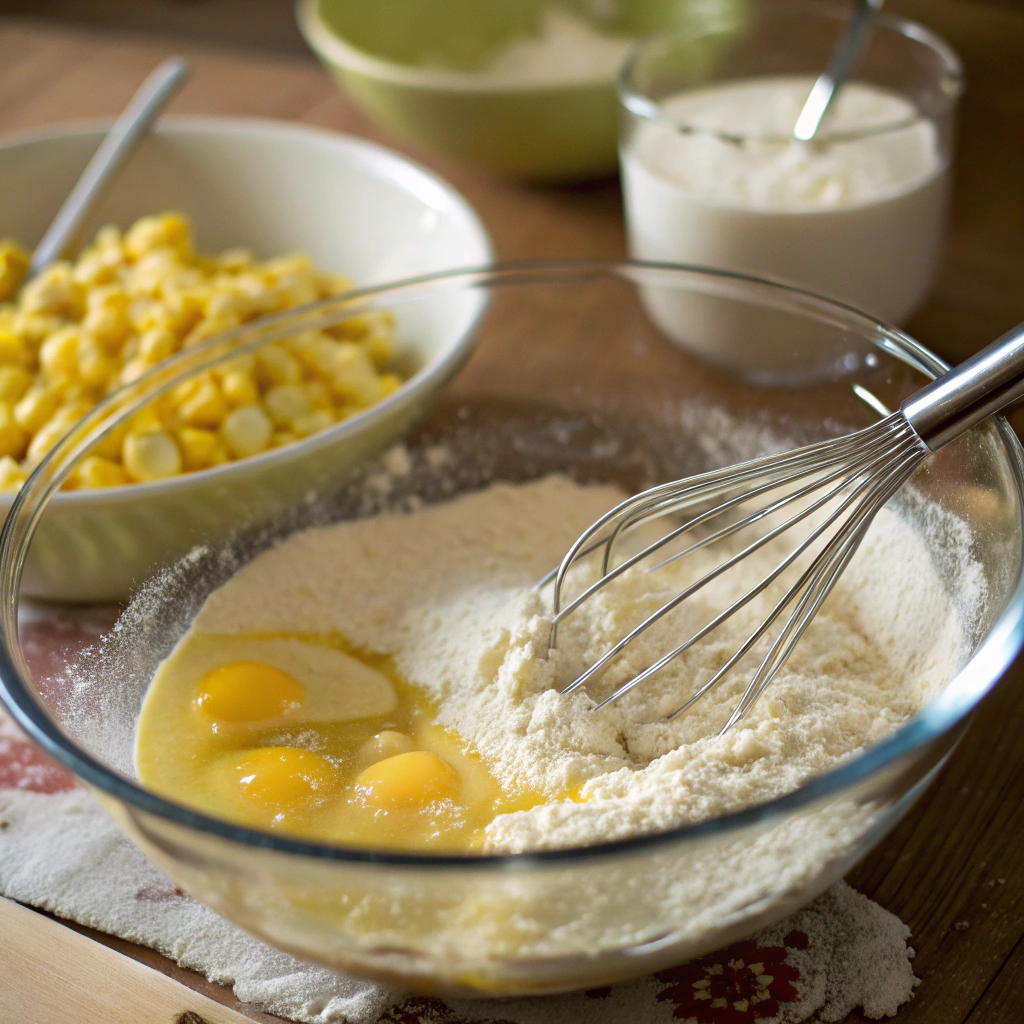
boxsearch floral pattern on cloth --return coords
[1,615,920,1024]
[652,932,805,1022]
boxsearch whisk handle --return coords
[901,320,1024,450]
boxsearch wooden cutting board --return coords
[0,896,252,1024]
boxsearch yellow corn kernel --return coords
[71,247,122,288]
[263,384,310,427]
[270,430,297,448]
[0,366,32,403]
[206,292,250,323]
[177,377,227,428]
[0,329,26,366]
[292,409,333,439]
[14,386,60,434]
[255,345,302,387]
[125,212,193,261]
[303,379,331,411]
[290,332,338,377]
[122,429,182,482]
[92,421,127,462]
[81,287,131,348]
[25,417,72,467]
[183,313,241,348]
[38,326,81,381]
[19,262,81,317]
[93,225,123,254]
[220,368,258,408]
[76,335,116,389]
[177,427,226,471]
[119,357,151,385]
[328,343,382,406]
[126,407,164,437]
[0,454,27,492]
[361,326,394,369]
[0,240,29,302]
[217,248,254,273]
[127,249,184,297]
[221,404,272,459]
[0,401,27,460]
[138,327,177,364]
[379,373,403,398]
[71,455,130,489]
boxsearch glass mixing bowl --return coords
[1,262,1022,997]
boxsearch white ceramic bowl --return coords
[0,117,492,601]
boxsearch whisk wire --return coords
[560,424,917,698]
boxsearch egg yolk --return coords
[196,661,304,723]
[234,746,338,811]
[354,750,461,810]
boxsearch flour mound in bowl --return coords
[186,474,969,853]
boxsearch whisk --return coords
[546,320,1024,733]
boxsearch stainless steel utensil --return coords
[26,57,189,278]
[548,319,1024,732]
[792,0,885,141]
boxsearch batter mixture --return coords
[136,475,965,853]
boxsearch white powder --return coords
[437,9,633,85]
[630,78,940,210]
[191,474,969,854]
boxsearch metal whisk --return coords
[546,320,1024,733]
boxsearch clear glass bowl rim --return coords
[0,258,1021,870]
[617,1,966,146]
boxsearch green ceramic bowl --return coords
[297,0,742,181]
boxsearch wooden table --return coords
[0,4,1022,1021]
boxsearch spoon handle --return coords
[793,0,884,142]
[27,57,190,278]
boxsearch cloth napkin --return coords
[0,618,919,1024]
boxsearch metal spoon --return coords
[27,57,190,279]
[792,0,884,142]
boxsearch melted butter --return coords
[135,631,549,852]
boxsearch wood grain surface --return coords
[0,3,1021,1022]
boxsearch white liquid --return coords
[622,77,949,373]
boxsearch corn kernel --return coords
[263,384,310,427]
[138,327,177,364]
[119,357,150,385]
[71,455,130,490]
[123,430,182,482]
[20,263,80,317]
[14,386,60,434]
[221,404,271,459]
[255,345,302,387]
[38,326,80,381]
[217,248,253,273]
[0,329,26,366]
[270,430,297,448]
[379,373,403,398]
[177,427,226,471]
[0,366,32,403]
[25,417,70,467]
[328,343,382,405]
[0,240,29,303]
[292,409,334,439]
[0,401,27,459]
[76,335,115,389]
[0,454,27,492]
[178,377,227,428]
[220,368,258,408]
[125,212,192,260]
[303,379,331,411]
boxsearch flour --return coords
[191,473,970,854]
[435,10,633,85]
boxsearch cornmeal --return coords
[136,475,972,854]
